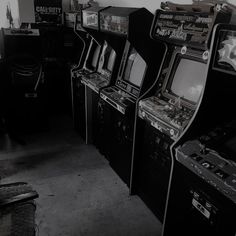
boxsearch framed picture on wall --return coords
[0,0,20,28]
[34,0,62,24]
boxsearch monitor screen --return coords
[123,47,146,87]
[85,40,100,70]
[167,57,206,104]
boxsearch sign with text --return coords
[34,0,62,24]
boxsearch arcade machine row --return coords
[162,23,236,236]
[80,6,133,147]
[71,6,105,142]
[81,7,145,156]
[99,8,167,187]
[130,1,232,222]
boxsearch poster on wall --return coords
[34,0,62,24]
[0,0,20,28]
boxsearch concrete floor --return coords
[0,115,162,236]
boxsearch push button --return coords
[201,161,215,170]
[190,153,202,162]
[214,169,229,179]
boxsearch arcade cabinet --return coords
[1,28,46,134]
[71,8,94,138]
[130,1,232,222]
[81,7,134,155]
[82,40,117,93]
[31,17,75,116]
[71,6,105,141]
[71,10,91,71]
[99,7,166,186]
[162,23,236,236]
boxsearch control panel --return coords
[71,68,93,80]
[176,140,236,203]
[100,86,135,114]
[81,72,110,93]
[139,96,194,140]
[116,79,140,97]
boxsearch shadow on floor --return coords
[0,115,162,236]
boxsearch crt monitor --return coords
[163,54,207,106]
[85,39,100,71]
[123,47,146,87]
[100,41,116,73]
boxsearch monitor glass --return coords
[123,47,146,87]
[166,56,206,104]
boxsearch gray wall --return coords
[15,0,236,26]
[95,0,235,13]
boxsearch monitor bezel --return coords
[161,48,207,110]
